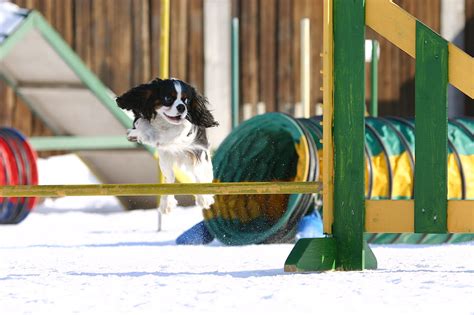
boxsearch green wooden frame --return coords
[285,0,470,272]
[414,22,448,233]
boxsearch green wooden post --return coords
[414,22,448,233]
[333,0,373,270]
[284,0,376,272]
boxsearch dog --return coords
[116,78,219,213]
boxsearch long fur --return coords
[116,78,218,213]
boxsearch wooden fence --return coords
[0,0,472,141]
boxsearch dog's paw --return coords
[127,129,139,142]
[196,194,215,210]
[159,196,178,214]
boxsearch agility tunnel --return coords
[203,113,474,245]
[0,128,38,224]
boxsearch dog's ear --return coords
[187,88,219,128]
[149,77,163,85]
[116,83,158,121]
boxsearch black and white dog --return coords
[116,78,219,213]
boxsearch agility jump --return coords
[0,0,473,272]
[285,0,474,271]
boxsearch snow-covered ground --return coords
[1,155,473,314]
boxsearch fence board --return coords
[187,0,204,91]
[170,0,188,80]
[240,0,258,116]
[277,0,293,113]
[259,0,277,112]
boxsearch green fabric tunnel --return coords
[203,113,474,245]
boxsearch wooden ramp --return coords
[0,4,157,209]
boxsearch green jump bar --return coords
[0,181,322,197]
[29,136,140,151]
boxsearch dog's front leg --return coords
[158,153,178,214]
[126,119,158,146]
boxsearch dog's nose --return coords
[176,104,186,113]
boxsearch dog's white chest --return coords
[138,116,194,152]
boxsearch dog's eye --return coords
[183,98,189,104]
[162,96,172,105]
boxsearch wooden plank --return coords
[14,97,32,136]
[366,200,414,232]
[276,0,292,112]
[149,0,162,78]
[448,43,474,100]
[366,0,416,58]
[240,0,258,115]
[73,0,92,67]
[322,0,334,234]
[187,0,204,90]
[112,0,132,93]
[131,0,151,84]
[91,0,110,85]
[0,81,15,126]
[333,0,366,270]
[56,0,74,46]
[414,21,448,233]
[367,0,474,99]
[447,200,474,233]
[169,0,187,80]
[258,0,276,112]
[0,181,322,197]
[366,200,474,233]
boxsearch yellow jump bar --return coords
[0,182,322,198]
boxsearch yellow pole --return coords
[156,0,170,230]
[301,18,311,118]
[322,0,334,234]
[0,182,322,198]
[160,0,170,79]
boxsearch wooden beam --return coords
[0,181,321,198]
[333,0,366,270]
[414,21,448,233]
[366,200,474,233]
[322,0,334,235]
[365,0,474,99]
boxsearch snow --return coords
[1,154,473,314]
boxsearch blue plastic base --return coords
[176,221,215,245]
[295,210,324,240]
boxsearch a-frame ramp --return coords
[0,3,158,209]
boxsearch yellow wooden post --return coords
[156,0,170,230]
[322,0,334,234]
[160,0,170,79]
